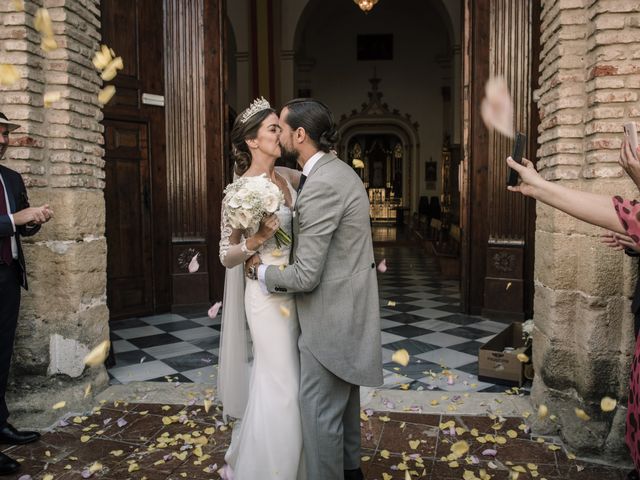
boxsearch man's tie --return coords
[297,174,307,195]
[0,179,13,265]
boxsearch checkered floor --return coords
[108,232,527,394]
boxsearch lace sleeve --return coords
[219,208,258,268]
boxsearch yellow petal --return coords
[106,56,124,72]
[203,399,212,413]
[162,417,173,425]
[89,462,102,473]
[380,450,390,459]
[44,91,61,108]
[448,461,459,468]
[400,383,410,390]
[352,159,365,169]
[52,401,66,410]
[387,300,397,307]
[517,353,529,363]
[548,444,561,451]
[392,348,410,367]
[470,428,479,437]
[574,408,590,421]
[12,0,24,11]
[430,399,439,406]
[279,264,286,271]
[80,435,91,443]
[527,463,538,471]
[42,475,54,480]
[84,340,110,367]
[537,404,548,418]
[512,465,527,473]
[601,396,617,412]
[361,456,370,462]
[280,304,290,317]
[567,452,576,460]
[409,440,420,449]
[383,474,393,480]
[0,64,20,86]
[110,450,124,457]
[128,462,140,472]
[41,36,58,52]
[507,430,518,438]
[101,66,117,81]
[405,471,411,480]
[360,411,369,421]
[84,384,92,398]
[34,8,54,38]
[450,440,469,458]
[379,415,390,422]
[98,85,116,106]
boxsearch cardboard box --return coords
[478,321,527,386]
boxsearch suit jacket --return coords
[265,152,383,387]
[0,164,40,290]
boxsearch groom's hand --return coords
[245,253,261,279]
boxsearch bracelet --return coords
[240,238,257,256]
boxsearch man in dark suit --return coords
[0,112,53,476]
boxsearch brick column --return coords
[533,0,640,461]
[0,0,108,425]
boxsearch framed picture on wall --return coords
[425,161,437,182]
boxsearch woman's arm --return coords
[507,157,626,234]
[219,212,280,268]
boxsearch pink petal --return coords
[18,476,33,480]
[480,76,515,138]
[220,465,235,480]
[377,259,387,273]
[208,301,222,318]
[470,455,480,464]
[482,449,498,456]
[116,417,128,427]
[58,419,69,427]
[188,254,200,273]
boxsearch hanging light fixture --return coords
[354,0,379,13]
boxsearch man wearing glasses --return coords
[0,112,53,476]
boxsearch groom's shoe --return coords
[0,452,19,476]
[344,468,364,480]
[0,424,40,445]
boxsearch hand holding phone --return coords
[624,122,638,160]
[507,132,527,187]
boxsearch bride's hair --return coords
[230,107,276,176]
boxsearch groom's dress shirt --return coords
[257,150,325,293]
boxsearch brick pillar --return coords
[533,0,640,461]
[0,0,108,426]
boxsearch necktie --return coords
[0,178,13,265]
[297,174,307,195]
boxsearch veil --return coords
[217,169,253,422]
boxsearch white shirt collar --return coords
[301,151,325,177]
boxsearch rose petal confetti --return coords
[574,408,590,421]
[517,353,529,363]
[188,254,200,273]
[482,449,497,456]
[98,85,116,105]
[392,348,410,367]
[44,91,61,108]
[84,384,92,398]
[480,76,515,138]
[601,396,617,412]
[0,64,19,86]
[13,0,24,11]
[208,301,222,318]
[352,159,365,169]
[116,417,128,427]
[34,8,54,38]
[537,404,548,418]
[41,36,58,52]
[280,304,291,317]
[204,399,212,413]
[84,340,110,367]
[52,401,66,410]
[377,259,387,273]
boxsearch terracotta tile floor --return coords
[0,403,630,479]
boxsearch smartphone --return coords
[624,122,638,159]
[507,132,527,187]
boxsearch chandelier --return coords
[354,0,379,13]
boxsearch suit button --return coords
[371,263,375,268]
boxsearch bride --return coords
[217,98,304,479]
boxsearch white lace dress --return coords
[219,178,304,480]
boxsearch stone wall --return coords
[0,0,108,426]
[533,0,640,462]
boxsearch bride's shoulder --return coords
[275,166,302,188]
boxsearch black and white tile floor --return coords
[108,232,524,394]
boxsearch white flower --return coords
[263,193,280,213]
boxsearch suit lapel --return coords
[0,166,15,213]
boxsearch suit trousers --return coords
[298,335,361,480]
[0,263,20,427]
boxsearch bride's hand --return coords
[506,157,544,198]
[256,214,279,241]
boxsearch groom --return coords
[255,98,383,480]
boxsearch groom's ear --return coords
[294,127,306,144]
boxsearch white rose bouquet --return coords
[222,174,292,246]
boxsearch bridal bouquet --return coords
[222,174,292,246]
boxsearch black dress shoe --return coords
[0,452,19,476]
[344,468,364,480]
[0,424,40,445]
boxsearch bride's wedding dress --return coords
[219,178,304,480]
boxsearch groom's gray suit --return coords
[264,151,383,479]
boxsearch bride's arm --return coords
[219,210,278,268]
[275,166,302,190]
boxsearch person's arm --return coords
[219,210,279,269]
[263,178,341,293]
[507,157,625,234]
[619,136,640,191]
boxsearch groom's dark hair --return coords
[281,98,339,152]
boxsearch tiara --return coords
[240,97,271,123]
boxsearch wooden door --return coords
[101,0,170,319]
[104,121,154,317]
[461,0,540,318]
